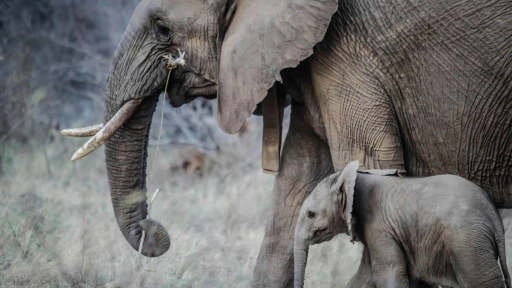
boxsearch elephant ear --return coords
[217,0,338,133]
[332,161,359,241]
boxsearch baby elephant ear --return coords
[333,161,359,240]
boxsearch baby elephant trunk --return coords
[294,236,309,288]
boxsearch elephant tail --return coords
[497,234,511,288]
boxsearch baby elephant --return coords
[294,161,511,288]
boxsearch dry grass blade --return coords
[163,50,186,69]
[150,51,186,179]
[138,188,162,270]
[140,52,185,264]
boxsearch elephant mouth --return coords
[189,84,217,96]
[167,69,217,107]
[322,232,336,242]
[311,229,336,245]
[168,83,217,107]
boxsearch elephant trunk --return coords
[294,236,309,288]
[103,28,170,257]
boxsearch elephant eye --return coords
[307,211,316,219]
[154,20,172,42]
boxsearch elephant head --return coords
[63,0,338,257]
[294,160,359,287]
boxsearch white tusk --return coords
[61,123,104,137]
[70,99,143,161]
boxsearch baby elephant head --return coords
[293,160,359,288]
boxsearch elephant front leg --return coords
[369,241,409,288]
[252,104,334,288]
[347,246,376,288]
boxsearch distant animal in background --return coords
[294,161,511,288]
[182,149,206,174]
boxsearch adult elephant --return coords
[64,0,512,287]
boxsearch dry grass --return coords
[0,121,361,288]
[2,128,512,288]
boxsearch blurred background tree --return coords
[0,0,139,143]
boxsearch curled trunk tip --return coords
[112,188,171,257]
[138,218,171,257]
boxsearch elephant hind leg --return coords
[452,244,505,288]
[454,259,505,287]
[252,103,334,288]
[454,262,505,287]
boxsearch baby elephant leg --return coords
[370,242,409,288]
[349,246,441,288]
[410,277,440,288]
[453,248,506,288]
[347,246,375,288]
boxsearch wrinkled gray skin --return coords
[295,161,512,288]
[100,0,512,285]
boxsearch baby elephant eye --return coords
[307,211,316,219]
